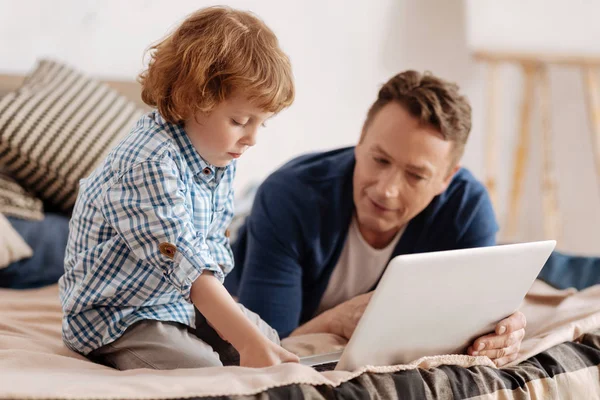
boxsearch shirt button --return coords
[202,167,211,175]
[159,242,177,259]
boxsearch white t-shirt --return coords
[316,216,405,315]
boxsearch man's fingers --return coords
[496,311,526,335]
[472,329,524,352]
[468,312,527,366]
[494,352,519,367]
[470,332,494,353]
[473,342,520,360]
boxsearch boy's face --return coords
[185,92,273,167]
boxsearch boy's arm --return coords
[191,271,298,367]
[102,159,226,300]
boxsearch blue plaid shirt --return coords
[59,111,235,355]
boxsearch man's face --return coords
[353,102,459,247]
[184,92,273,167]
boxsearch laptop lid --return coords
[335,240,556,371]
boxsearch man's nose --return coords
[377,170,401,198]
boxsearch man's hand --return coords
[467,311,526,367]
[328,292,374,340]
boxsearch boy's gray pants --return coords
[89,304,280,370]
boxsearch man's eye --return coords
[408,172,425,181]
[373,157,389,165]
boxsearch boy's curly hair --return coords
[139,6,294,124]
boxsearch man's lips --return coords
[369,198,395,212]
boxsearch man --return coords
[226,70,526,367]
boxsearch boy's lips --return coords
[228,152,242,159]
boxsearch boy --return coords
[59,6,298,370]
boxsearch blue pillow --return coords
[1,213,70,289]
[538,251,600,291]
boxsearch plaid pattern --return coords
[185,329,600,399]
[59,111,235,355]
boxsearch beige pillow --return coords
[0,171,44,220]
[0,213,33,269]
[0,59,145,212]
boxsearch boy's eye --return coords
[231,119,246,127]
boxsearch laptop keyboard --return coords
[313,361,338,372]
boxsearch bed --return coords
[1,280,600,399]
[2,60,600,400]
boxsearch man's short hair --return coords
[139,6,294,124]
[361,70,471,164]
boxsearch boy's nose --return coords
[241,130,258,147]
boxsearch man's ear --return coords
[436,164,460,195]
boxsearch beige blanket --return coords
[1,280,599,399]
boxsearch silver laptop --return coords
[300,240,556,371]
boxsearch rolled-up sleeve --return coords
[102,158,224,301]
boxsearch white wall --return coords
[466,0,600,56]
[1,0,598,255]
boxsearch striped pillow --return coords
[0,60,145,212]
[0,171,43,220]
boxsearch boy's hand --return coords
[190,272,298,368]
[239,337,299,368]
